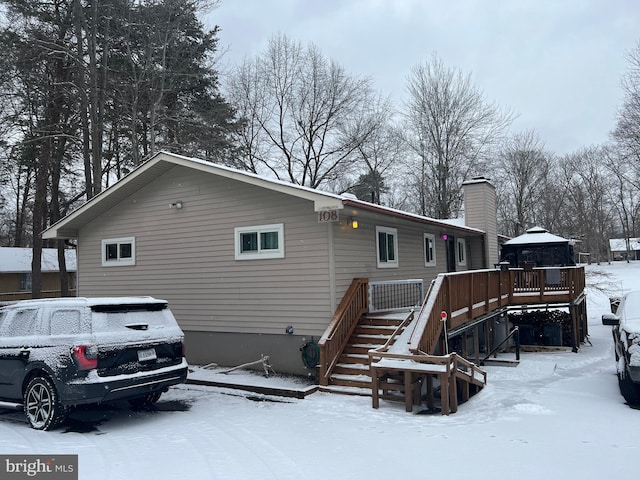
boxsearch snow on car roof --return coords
[1,296,167,309]
[621,291,640,332]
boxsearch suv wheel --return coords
[128,391,162,410]
[24,376,68,430]
[618,369,640,405]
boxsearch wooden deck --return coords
[318,266,587,413]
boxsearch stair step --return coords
[350,334,389,345]
[329,375,372,389]
[334,363,370,376]
[343,345,379,355]
[354,325,399,336]
[319,384,372,397]
[337,353,369,364]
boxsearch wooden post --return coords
[426,375,434,409]
[404,370,413,412]
[440,373,449,415]
[371,364,379,409]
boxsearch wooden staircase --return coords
[322,311,411,393]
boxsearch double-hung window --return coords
[424,233,436,267]
[235,223,285,260]
[101,237,136,266]
[457,238,467,267]
[376,226,398,268]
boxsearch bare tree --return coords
[402,54,514,218]
[561,147,616,263]
[613,41,640,171]
[494,131,551,236]
[226,33,381,189]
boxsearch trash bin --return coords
[542,323,563,346]
[518,324,536,345]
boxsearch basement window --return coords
[101,237,136,266]
[235,224,285,260]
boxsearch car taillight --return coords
[72,345,98,370]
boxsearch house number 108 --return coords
[318,210,339,223]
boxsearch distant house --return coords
[0,247,77,302]
[43,151,500,374]
[500,226,576,268]
[608,238,640,261]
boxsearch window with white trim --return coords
[376,226,398,268]
[101,237,136,266]
[457,238,467,266]
[235,223,285,260]
[424,233,436,267]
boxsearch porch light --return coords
[349,217,358,229]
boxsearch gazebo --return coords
[500,226,576,268]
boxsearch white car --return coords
[602,290,640,404]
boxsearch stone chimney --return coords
[462,176,498,267]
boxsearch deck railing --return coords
[409,266,585,355]
[368,279,424,312]
[318,278,369,386]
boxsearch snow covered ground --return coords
[2,262,640,479]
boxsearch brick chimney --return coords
[462,176,498,268]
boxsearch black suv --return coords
[0,297,188,430]
[602,290,640,404]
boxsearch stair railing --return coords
[480,326,521,365]
[318,278,369,386]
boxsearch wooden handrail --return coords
[318,278,369,386]
[409,266,585,355]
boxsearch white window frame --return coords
[101,237,136,267]
[457,238,467,267]
[234,223,285,260]
[424,233,436,267]
[376,226,398,268]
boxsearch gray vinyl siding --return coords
[331,213,450,297]
[77,165,332,337]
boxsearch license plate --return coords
[137,348,157,362]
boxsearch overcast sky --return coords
[206,0,640,156]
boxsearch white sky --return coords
[206,0,640,155]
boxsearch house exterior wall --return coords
[0,272,75,296]
[330,212,449,296]
[72,163,491,374]
[76,165,336,373]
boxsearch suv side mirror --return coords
[602,313,620,326]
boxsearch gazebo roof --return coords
[503,226,570,246]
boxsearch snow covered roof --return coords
[43,151,485,239]
[609,238,640,252]
[0,247,77,273]
[503,226,570,246]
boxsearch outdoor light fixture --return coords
[349,217,359,229]
[170,201,183,210]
